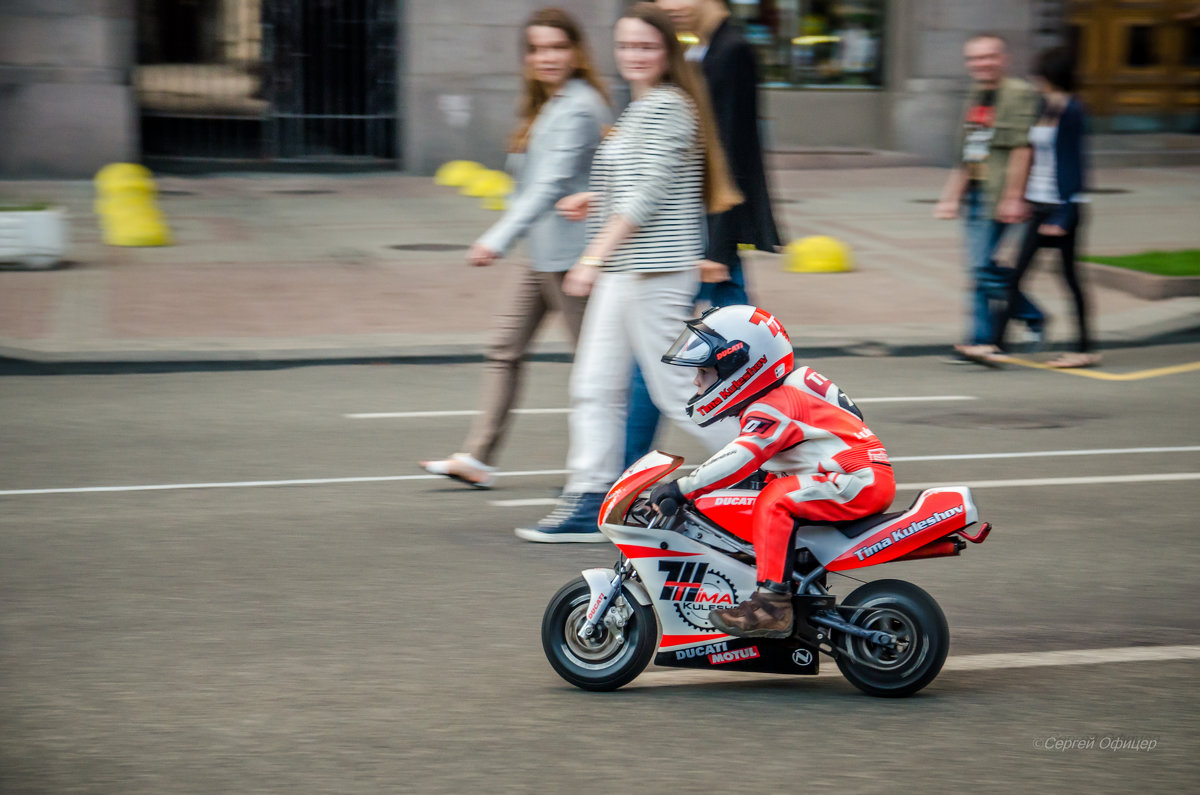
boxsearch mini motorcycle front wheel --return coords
[541,577,657,691]
[834,579,949,698]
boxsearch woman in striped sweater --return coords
[517,2,743,543]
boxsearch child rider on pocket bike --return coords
[649,305,896,638]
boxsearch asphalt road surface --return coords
[3,343,1199,793]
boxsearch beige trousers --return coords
[462,266,587,465]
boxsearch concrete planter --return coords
[1082,260,1200,301]
[0,206,68,269]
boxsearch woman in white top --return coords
[965,46,1096,369]
[421,8,610,488]
[517,2,743,542]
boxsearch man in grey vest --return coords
[935,33,1045,361]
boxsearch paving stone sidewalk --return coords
[0,165,1197,364]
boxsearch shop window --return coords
[728,0,885,88]
[1068,24,1084,66]
[1126,24,1157,67]
[1185,25,1200,68]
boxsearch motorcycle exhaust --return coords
[889,523,992,562]
[891,536,966,562]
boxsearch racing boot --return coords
[707,588,793,639]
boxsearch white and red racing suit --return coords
[674,366,896,585]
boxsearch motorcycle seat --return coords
[798,511,907,540]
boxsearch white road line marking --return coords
[856,395,977,404]
[5,470,1197,499]
[9,470,1200,494]
[346,408,570,419]
[488,472,1200,506]
[344,396,978,419]
[0,470,571,497]
[5,444,1199,498]
[897,472,1200,490]
[939,644,1200,671]
[636,644,1200,687]
[491,498,561,507]
[893,445,1200,463]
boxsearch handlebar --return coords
[645,499,686,532]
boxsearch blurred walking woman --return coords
[421,8,610,488]
[977,46,1097,368]
[517,2,743,542]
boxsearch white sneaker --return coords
[420,453,496,489]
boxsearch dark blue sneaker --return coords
[515,492,607,543]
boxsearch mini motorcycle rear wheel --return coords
[834,579,949,698]
[542,577,657,691]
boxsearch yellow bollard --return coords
[93,163,172,246]
[462,169,514,199]
[103,216,173,247]
[434,160,485,187]
[95,194,162,221]
[94,163,156,195]
[94,164,157,215]
[784,235,854,273]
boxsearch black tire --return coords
[834,579,949,698]
[541,577,658,692]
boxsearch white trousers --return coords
[565,269,737,493]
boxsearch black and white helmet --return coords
[661,305,794,427]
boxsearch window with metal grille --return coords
[136,0,398,167]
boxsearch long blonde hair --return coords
[510,7,610,153]
[620,3,743,214]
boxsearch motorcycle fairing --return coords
[691,489,758,541]
[692,485,981,572]
[599,520,822,675]
[600,451,683,527]
[601,521,751,647]
[824,487,979,572]
[654,635,820,675]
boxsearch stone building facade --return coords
[1,1,1194,178]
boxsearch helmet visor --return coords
[662,327,718,366]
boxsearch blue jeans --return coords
[963,187,1044,344]
[623,254,749,469]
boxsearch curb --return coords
[4,324,1199,375]
[1082,261,1200,301]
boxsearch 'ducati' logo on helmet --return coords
[716,341,744,360]
[658,561,739,631]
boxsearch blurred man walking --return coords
[935,33,1045,361]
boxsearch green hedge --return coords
[0,203,51,212]
[1086,250,1200,277]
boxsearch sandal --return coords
[1045,352,1101,369]
[420,453,496,489]
[959,344,1008,367]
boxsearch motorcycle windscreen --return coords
[600,451,684,526]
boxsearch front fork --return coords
[577,560,633,643]
[577,509,672,642]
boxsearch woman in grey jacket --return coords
[421,8,610,488]
[517,3,743,542]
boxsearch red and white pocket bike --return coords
[541,451,991,696]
